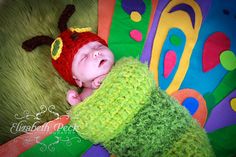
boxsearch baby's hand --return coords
[92,74,107,89]
[66,90,81,106]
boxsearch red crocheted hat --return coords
[50,28,107,86]
[22,5,107,86]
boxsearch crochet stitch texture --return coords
[70,58,155,143]
[104,88,214,157]
[69,58,214,157]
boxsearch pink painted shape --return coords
[202,32,231,72]
[164,50,177,78]
[130,30,143,42]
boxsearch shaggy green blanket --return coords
[70,58,215,157]
[0,0,97,144]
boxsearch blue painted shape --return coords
[182,97,199,115]
[158,28,186,90]
[121,0,146,15]
[180,0,236,95]
[82,145,110,157]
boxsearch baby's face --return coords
[72,41,114,86]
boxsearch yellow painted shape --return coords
[230,98,236,112]
[149,0,203,95]
[130,11,142,22]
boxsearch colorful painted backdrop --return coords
[99,0,236,156]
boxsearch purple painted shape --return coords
[140,0,212,64]
[204,90,236,133]
[82,144,110,157]
[169,4,195,28]
[140,0,169,64]
[121,0,146,15]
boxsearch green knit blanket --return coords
[69,58,214,157]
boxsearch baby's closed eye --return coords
[80,54,88,61]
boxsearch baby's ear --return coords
[73,76,82,87]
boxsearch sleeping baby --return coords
[22,27,114,106]
[55,30,214,157]
[66,40,114,105]
[22,4,215,157]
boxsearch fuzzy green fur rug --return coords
[0,0,97,144]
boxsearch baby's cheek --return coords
[88,69,99,78]
[84,66,98,80]
[78,68,91,81]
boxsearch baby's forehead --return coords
[77,41,104,54]
[76,41,101,56]
[84,41,103,48]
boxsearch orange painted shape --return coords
[98,0,116,43]
[171,89,207,128]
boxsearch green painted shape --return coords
[108,0,151,61]
[220,50,236,71]
[208,125,236,157]
[204,69,236,114]
[170,34,182,46]
[19,125,93,157]
[204,69,236,156]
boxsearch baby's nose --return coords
[93,50,101,58]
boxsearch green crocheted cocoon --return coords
[104,88,215,157]
[69,58,155,143]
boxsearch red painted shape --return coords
[202,32,230,72]
[164,50,177,78]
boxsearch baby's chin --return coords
[82,73,108,88]
[94,70,110,80]
[83,62,114,87]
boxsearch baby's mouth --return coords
[99,59,107,67]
